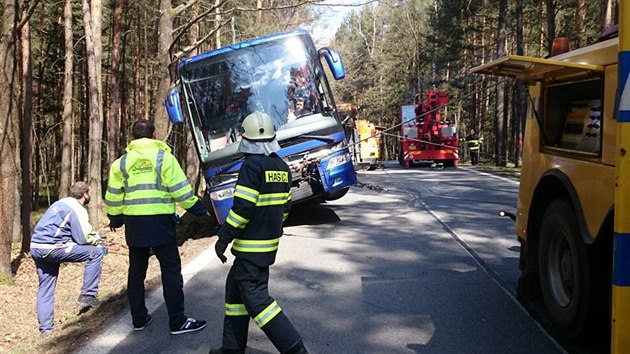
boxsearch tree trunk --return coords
[0,0,20,279]
[83,0,103,225]
[215,0,222,48]
[108,0,123,166]
[545,0,556,55]
[513,0,525,168]
[495,0,508,166]
[91,0,103,142]
[155,0,174,140]
[601,0,614,30]
[60,0,74,199]
[186,0,201,190]
[20,10,33,252]
[576,0,586,47]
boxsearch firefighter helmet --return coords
[241,112,276,140]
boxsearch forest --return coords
[0,0,619,282]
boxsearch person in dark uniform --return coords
[464,129,483,166]
[210,112,308,354]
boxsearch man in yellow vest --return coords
[105,119,208,335]
[210,112,308,354]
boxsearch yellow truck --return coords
[355,119,381,170]
[337,103,381,170]
[471,2,629,351]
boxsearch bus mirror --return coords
[165,87,184,124]
[318,47,346,80]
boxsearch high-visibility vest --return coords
[105,138,198,216]
[465,135,482,151]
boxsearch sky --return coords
[311,0,366,46]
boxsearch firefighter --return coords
[210,112,308,354]
[464,129,483,165]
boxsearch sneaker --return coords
[76,294,100,309]
[170,317,206,335]
[133,314,153,331]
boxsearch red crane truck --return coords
[398,89,459,168]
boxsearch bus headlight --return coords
[326,153,351,170]
[210,187,234,201]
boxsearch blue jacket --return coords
[31,197,99,246]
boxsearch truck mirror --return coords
[165,86,185,124]
[318,47,345,80]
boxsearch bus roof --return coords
[178,29,311,70]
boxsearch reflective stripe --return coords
[107,186,124,194]
[226,210,249,229]
[232,238,280,253]
[106,197,175,207]
[120,154,129,190]
[169,179,191,193]
[254,301,281,328]
[123,183,167,193]
[225,303,248,316]
[234,185,259,204]
[256,193,290,206]
[155,150,164,190]
[174,190,195,202]
[283,212,289,221]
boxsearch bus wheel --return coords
[322,187,349,201]
[538,199,589,339]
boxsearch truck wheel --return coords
[538,199,590,339]
[322,187,349,201]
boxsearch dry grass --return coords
[1,225,215,354]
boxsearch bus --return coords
[471,5,629,350]
[165,29,357,224]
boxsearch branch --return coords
[171,18,233,65]
[170,0,230,55]
[17,0,40,31]
[231,0,379,12]
[171,0,200,17]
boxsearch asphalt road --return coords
[76,161,565,354]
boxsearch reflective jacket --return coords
[465,134,482,151]
[105,138,200,247]
[218,153,292,267]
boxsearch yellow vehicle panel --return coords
[515,42,618,242]
[472,38,619,243]
[356,119,380,162]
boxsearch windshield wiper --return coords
[297,134,336,143]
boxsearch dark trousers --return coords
[223,259,301,353]
[127,243,186,329]
[469,150,479,165]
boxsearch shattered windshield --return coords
[180,35,325,152]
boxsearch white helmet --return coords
[241,112,276,140]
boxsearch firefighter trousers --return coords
[223,258,302,353]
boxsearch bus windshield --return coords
[179,35,328,153]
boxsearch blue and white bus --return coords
[165,29,357,224]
